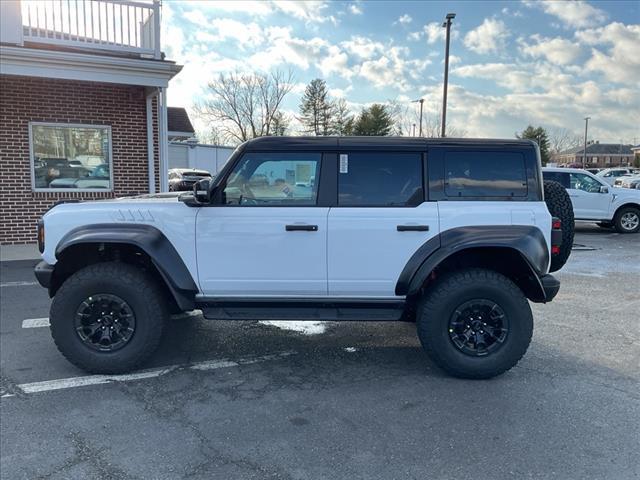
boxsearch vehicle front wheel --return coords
[614,206,640,233]
[416,268,533,379]
[50,262,168,374]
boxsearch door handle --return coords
[286,224,318,231]
[397,225,429,232]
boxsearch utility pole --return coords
[412,98,424,136]
[441,13,456,138]
[583,116,590,168]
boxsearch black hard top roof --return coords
[242,136,536,151]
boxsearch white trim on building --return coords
[0,46,181,88]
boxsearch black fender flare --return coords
[396,226,550,299]
[55,224,198,310]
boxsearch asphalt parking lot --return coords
[1,223,639,480]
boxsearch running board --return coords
[196,298,407,321]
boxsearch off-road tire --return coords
[613,206,640,234]
[544,180,574,272]
[50,262,168,374]
[416,268,533,379]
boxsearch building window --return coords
[30,123,112,191]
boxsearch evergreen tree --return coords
[353,104,394,136]
[517,125,550,164]
[298,79,334,135]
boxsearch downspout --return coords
[145,90,156,194]
[159,87,170,192]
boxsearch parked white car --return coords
[596,168,639,185]
[614,174,640,189]
[543,167,640,233]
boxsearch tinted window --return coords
[570,173,603,193]
[338,152,423,206]
[444,151,527,197]
[223,152,320,206]
[543,171,570,188]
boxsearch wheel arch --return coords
[51,224,198,311]
[614,202,640,217]
[396,226,550,303]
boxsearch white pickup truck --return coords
[543,167,640,233]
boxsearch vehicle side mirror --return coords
[194,178,212,203]
[599,186,609,194]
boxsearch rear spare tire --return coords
[50,262,168,374]
[544,180,574,272]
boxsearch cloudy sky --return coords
[162,0,639,143]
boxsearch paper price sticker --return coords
[339,154,348,173]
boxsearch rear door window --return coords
[338,152,423,206]
[543,171,570,188]
[444,151,527,197]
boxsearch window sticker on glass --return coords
[340,154,348,173]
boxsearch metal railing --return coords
[21,0,160,58]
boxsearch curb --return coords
[0,244,41,263]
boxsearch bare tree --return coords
[194,70,294,144]
[390,100,466,138]
[548,127,582,154]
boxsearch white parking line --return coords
[1,351,295,398]
[22,318,50,328]
[21,311,204,329]
[0,281,39,288]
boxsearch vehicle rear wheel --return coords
[50,262,168,374]
[614,206,640,233]
[416,268,533,379]
[544,180,574,272]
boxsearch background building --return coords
[551,142,634,168]
[0,0,181,244]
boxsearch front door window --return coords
[223,153,320,206]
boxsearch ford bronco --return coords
[34,137,572,379]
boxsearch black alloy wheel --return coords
[448,299,509,356]
[74,294,136,352]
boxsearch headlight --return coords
[37,220,45,253]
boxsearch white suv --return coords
[597,167,639,185]
[35,137,570,379]
[543,167,640,233]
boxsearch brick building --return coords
[0,0,181,244]
[551,142,635,168]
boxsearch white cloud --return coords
[319,46,352,78]
[396,14,412,25]
[464,18,510,54]
[523,0,607,29]
[408,21,461,44]
[520,34,582,65]
[248,27,329,70]
[575,23,640,84]
[341,36,384,59]
[356,46,426,91]
[193,18,263,49]
[272,0,336,25]
[349,4,363,15]
[453,61,573,93]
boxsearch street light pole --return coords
[412,124,416,137]
[441,13,456,138]
[583,116,590,168]
[412,98,424,137]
